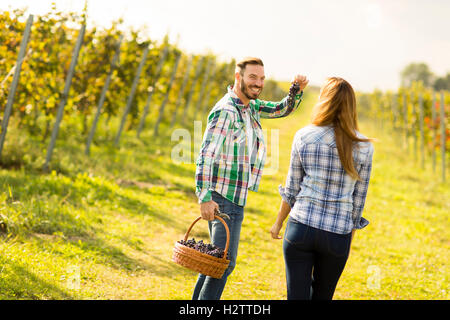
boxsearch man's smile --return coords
[249,86,262,95]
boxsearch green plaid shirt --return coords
[195,86,303,206]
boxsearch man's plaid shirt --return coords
[195,86,303,207]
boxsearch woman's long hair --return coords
[311,77,371,180]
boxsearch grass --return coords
[0,90,448,299]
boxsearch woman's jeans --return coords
[192,191,244,300]
[283,218,352,300]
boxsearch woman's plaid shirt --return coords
[195,86,303,207]
[279,125,374,234]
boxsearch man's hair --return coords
[236,57,264,75]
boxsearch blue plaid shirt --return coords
[279,125,373,234]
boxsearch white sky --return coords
[2,0,450,92]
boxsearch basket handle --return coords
[183,215,230,261]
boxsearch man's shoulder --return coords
[209,94,239,118]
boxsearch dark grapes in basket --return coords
[178,238,229,259]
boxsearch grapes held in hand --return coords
[287,82,301,106]
[178,238,229,259]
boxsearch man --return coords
[193,57,308,300]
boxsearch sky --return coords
[2,0,450,92]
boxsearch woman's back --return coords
[280,124,373,234]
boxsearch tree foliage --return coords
[401,62,450,91]
[400,62,434,88]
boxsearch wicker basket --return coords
[172,215,230,279]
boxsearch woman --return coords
[270,77,374,300]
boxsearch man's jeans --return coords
[192,191,244,300]
[283,218,352,300]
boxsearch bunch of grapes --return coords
[178,238,229,259]
[287,82,301,107]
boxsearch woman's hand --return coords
[271,200,291,239]
[270,221,283,239]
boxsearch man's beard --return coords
[240,78,262,100]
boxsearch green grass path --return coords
[0,91,448,299]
